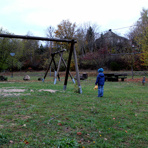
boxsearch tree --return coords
[46,26,55,38]
[46,26,55,54]
[21,32,39,69]
[85,26,95,52]
[140,26,148,67]
[0,28,14,71]
[76,22,100,56]
[128,8,148,68]
[55,20,76,39]
[54,20,77,51]
[75,27,86,56]
[9,38,24,71]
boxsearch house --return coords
[95,29,130,53]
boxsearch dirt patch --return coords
[39,89,57,93]
[14,115,32,120]
[0,82,15,83]
[0,93,30,97]
[0,87,57,97]
[126,77,148,82]
[0,89,27,97]
[0,89,25,93]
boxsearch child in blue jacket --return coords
[95,68,105,97]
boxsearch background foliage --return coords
[0,9,148,72]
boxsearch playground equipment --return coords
[0,34,82,93]
[42,48,75,84]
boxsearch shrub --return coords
[110,61,120,71]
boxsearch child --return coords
[95,68,105,97]
[142,76,145,86]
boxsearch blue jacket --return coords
[95,73,105,86]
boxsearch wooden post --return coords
[43,57,53,81]
[60,53,75,84]
[63,40,74,90]
[49,41,52,77]
[73,45,82,94]
[54,52,63,84]
[52,55,60,82]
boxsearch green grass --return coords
[0,74,148,147]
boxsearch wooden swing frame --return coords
[0,34,82,94]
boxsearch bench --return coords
[105,74,117,81]
[118,74,127,81]
[105,73,127,82]
[75,73,88,80]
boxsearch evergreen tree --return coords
[85,26,95,52]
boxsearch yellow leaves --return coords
[54,20,76,39]
[140,51,148,66]
[54,20,76,51]
[24,140,29,144]
[135,26,148,66]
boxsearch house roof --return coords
[95,29,130,49]
[100,29,128,40]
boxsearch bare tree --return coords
[46,26,55,54]
[76,22,100,56]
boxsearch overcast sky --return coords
[0,0,148,38]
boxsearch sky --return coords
[0,0,148,38]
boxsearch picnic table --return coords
[104,73,127,82]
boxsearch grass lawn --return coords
[0,73,148,147]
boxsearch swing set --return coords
[43,48,75,85]
[0,34,82,94]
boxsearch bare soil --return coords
[125,77,148,82]
[0,88,57,97]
